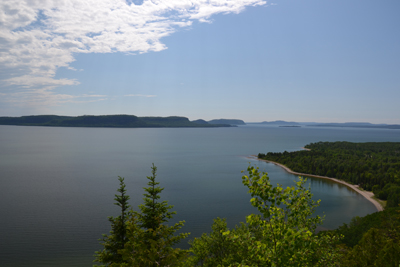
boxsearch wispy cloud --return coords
[4,75,79,88]
[1,88,107,107]
[0,0,266,108]
[125,94,157,97]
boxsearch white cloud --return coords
[0,0,266,108]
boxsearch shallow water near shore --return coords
[1,125,399,266]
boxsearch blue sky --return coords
[1,0,399,123]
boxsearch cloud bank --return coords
[0,0,266,107]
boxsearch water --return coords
[1,125,399,266]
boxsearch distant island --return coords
[307,122,400,129]
[0,115,235,128]
[259,120,300,126]
[207,119,245,125]
[246,120,400,129]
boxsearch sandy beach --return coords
[249,155,383,212]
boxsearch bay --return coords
[1,125,399,266]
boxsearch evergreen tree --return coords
[94,177,131,266]
[119,164,189,267]
[137,164,176,233]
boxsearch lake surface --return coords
[1,125,399,266]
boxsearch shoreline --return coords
[248,155,383,212]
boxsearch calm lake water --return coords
[1,125,399,266]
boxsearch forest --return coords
[94,164,400,266]
[258,141,400,208]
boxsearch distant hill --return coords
[0,115,232,128]
[208,119,245,125]
[191,119,209,124]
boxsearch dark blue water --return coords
[1,125,399,266]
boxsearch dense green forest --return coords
[0,115,232,128]
[95,164,400,266]
[334,207,400,248]
[332,206,400,266]
[258,141,400,208]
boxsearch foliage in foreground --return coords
[186,165,342,266]
[338,207,400,266]
[340,228,400,267]
[94,164,189,266]
[94,177,131,265]
[334,207,400,248]
[119,164,189,266]
[95,164,347,266]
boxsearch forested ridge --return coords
[0,115,231,128]
[258,141,400,208]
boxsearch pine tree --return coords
[137,164,176,234]
[94,177,131,266]
[119,164,189,266]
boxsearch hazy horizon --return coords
[1,114,399,126]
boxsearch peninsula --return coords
[252,155,383,212]
[257,141,400,210]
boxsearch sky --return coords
[1,0,399,124]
